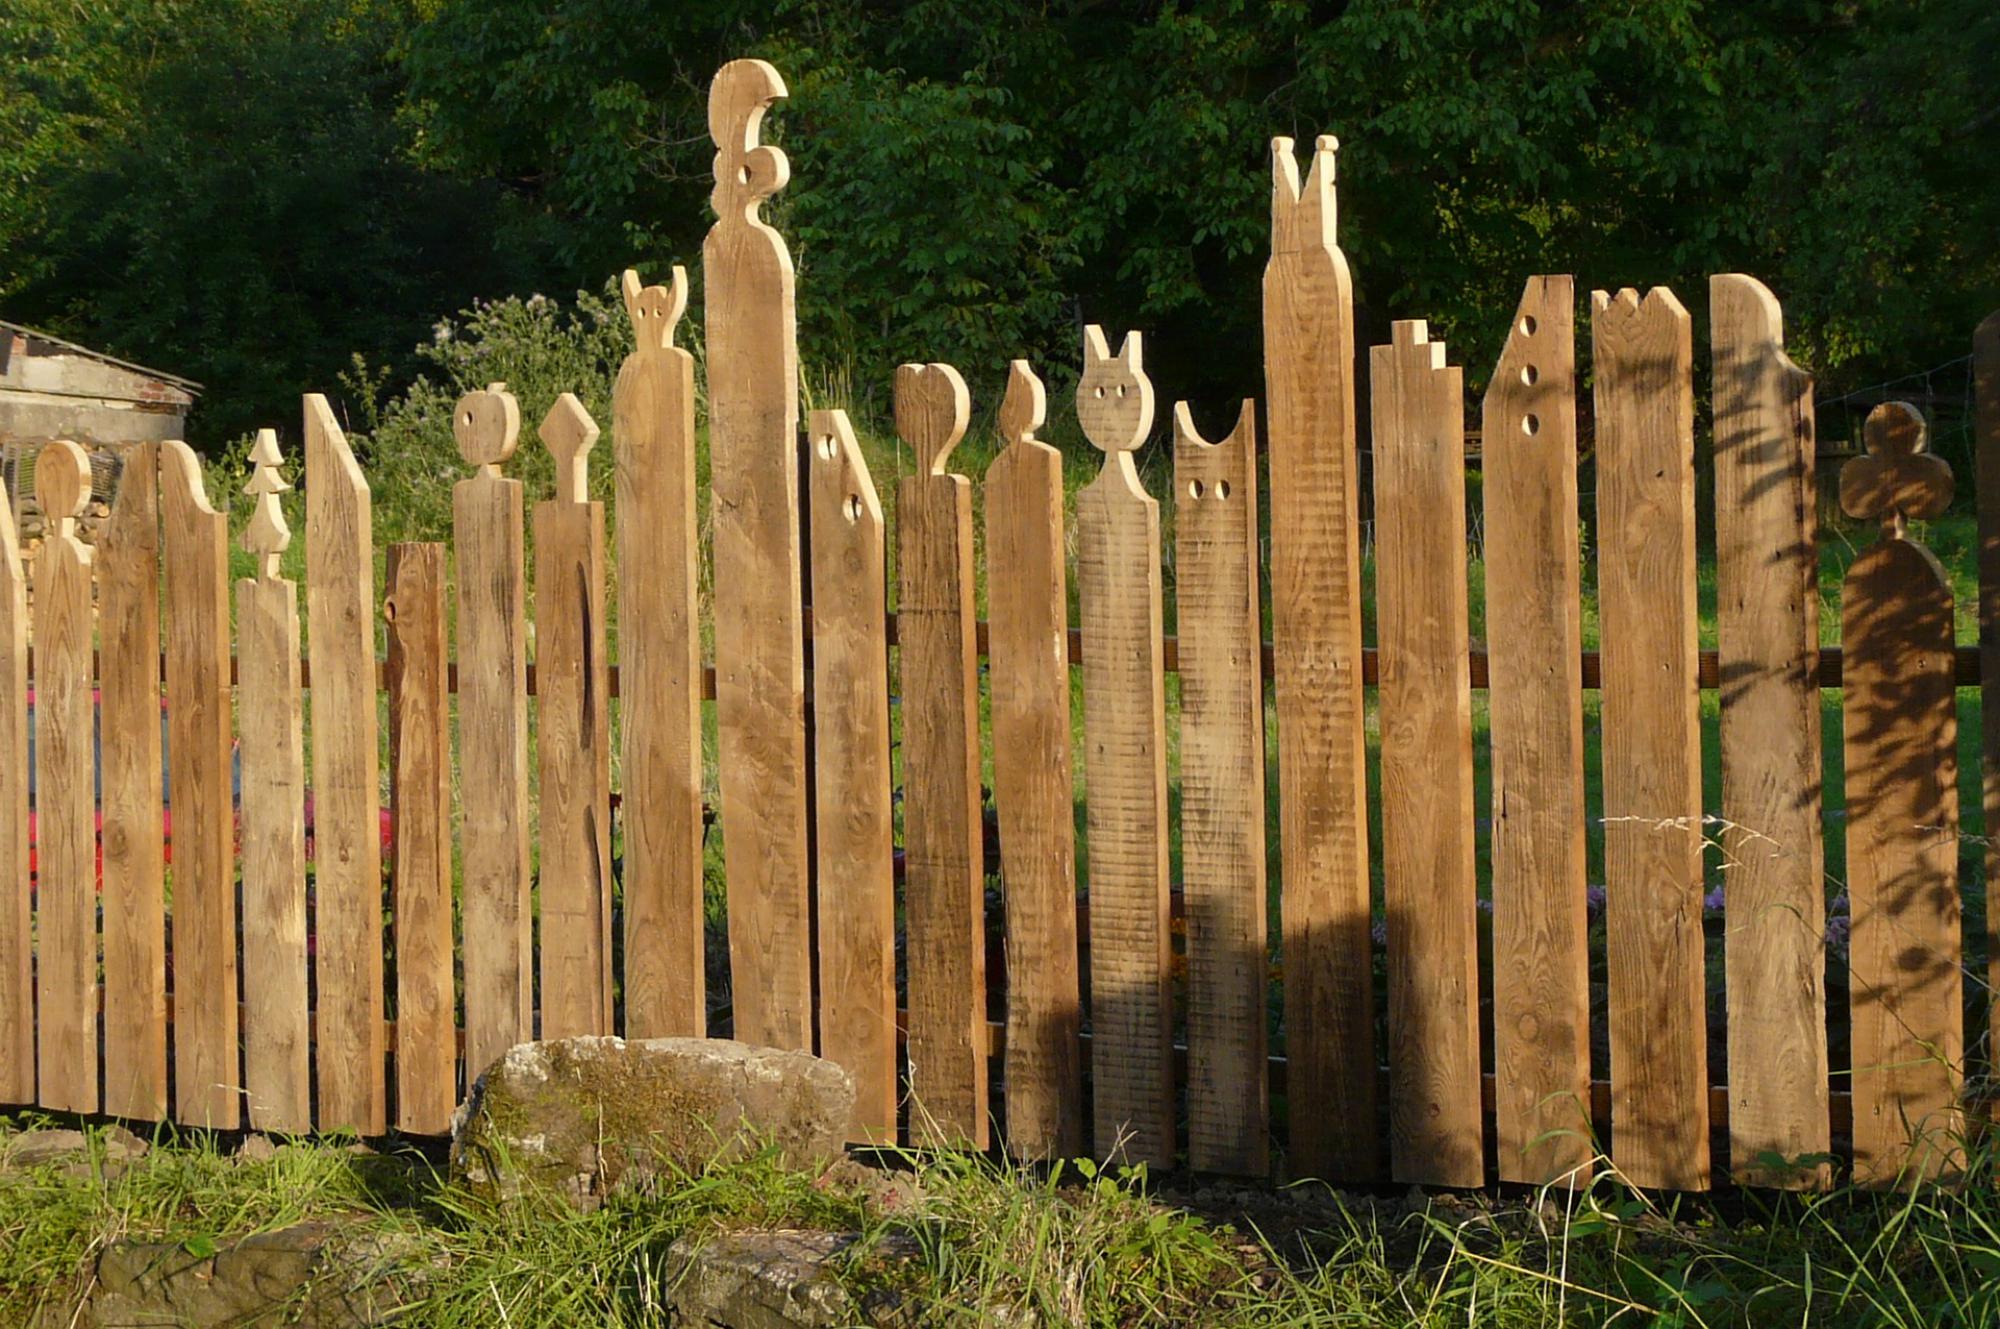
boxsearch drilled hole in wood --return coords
[1094,386,1106,399]
[816,434,838,460]
[1116,384,1127,397]
[1188,479,1205,500]
[1520,365,1539,387]
[737,165,751,184]
[844,495,862,523]
[1216,480,1231,500]
[1522,414,1541,437]
[1519,314,1537,337]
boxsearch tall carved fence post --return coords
[1484,275,1591,1185]
[808,407,896,1144]
[32,440,97,1115]
[0,453,24,1105]
[1264,134,1376,1179]
[1839,401,1961,1184]
[1592,288,1709,1190]
[305,394,385,1133]
[1710,274,1830,1187]
[535,394,613,1039]
[704,58,812,1051]
[984,361,1084,1159]
[1075,326,1173,1167]
[615,266,706,1039]
[1976,310,2000,1081]
[454,382,532,1081]
[896,361,989,1148]
[237,430,311,1133]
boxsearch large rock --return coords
[450,1036,854,1209]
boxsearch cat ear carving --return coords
[1076,325,1154,455]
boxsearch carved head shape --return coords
[1271,134,1338,256]
[1076,326,1154,455]
[893,362,970,475]
[622,266,689,354]
[454,382,521,474]
[997,360,1047,450]
[709,58,790,223]
[1839,400,1950,532]
[36,439,89,537]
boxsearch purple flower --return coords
[1585,884,1607,913]
[1704,885,1726,913]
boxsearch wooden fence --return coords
[3,57,1998,1192]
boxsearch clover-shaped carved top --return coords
[622,266,688,354]
[1839,400,1950,531]
[710,58,790,225]
[1077,326,1154,455]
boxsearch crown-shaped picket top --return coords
[36,440,89,538]
[1077,326,1154,456]
[894,363,970,475]
[541,393,600,505]
[997,360,1048,450]
[710,58,789,226]
[455,382,521,476]
[1271,134,1338,257]
[622,266,689,354]
[1840,400,1951,535]
[241,427,292,577]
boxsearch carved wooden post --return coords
[0,439,24,1105]
[1839,401,1961,1184]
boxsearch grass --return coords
[7,1116,2000,1325]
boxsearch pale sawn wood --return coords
[0,444,26,1104]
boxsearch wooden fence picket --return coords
[896,361,988,1148]
[614,266,706,1039]
[385,542,457,1134]
[808,407,897,1144]
[1838,402,1961,1184]
[237,430,311,1133]
[984,361,1084,1159]
[1710,273,1831,1187]
[1592,288,1709,1190]
[1264,134,1377,1179]
[1977,311,2000,1081]
[1173,398,1268,1176]
[162,439,239,1129]
[704,58,813,1051]
[97,441,167,1120]
[454,382,532,1082]
[1483,276,1591,1185]
[1370,321,1483,1188]
[0,452,24,1105]
[305,394,385,1133]
[1075,327,1173,1167]
[534,394,613,1039]
[32,440,96,1115]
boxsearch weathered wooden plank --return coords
[895,362,988,1148]
[1838,401,1961,1184]
[703,58,812,1051]
[453,383,532,1082]
[1264,134,1376,1179]
[0,441,26,1105]
[1483,276,1592,1185]
[1977,311,2000,1089]
[237,431,311,1133]
[808,407,897,1144]
[614,266,706,1040]
[304,394,385,1133]
[1173,398,1268,1177]
[161,439,240,1129]
[1591,288,1709,1190]
[1075,327,1173,1167]
[97,440,167,1120]
[32,441,97,1115]
[983,360,1084,1160]
[1710,273,1830,1187]
[534,394,613,1040]
[1370,321,1483,1188]
[385,542,457,1134]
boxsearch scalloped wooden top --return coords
[1077,326,1154,455]
[241,427,292,575]
[622,266,689,354]
[894,363,970,476]
[1840,400,1951,530]
[710,58,790,225]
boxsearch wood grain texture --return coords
[32,440,97,1115]
[1591,288,1709,1190]
[895,361,989,1148]
[161,440,240,1128]
[97,441,167,1119]
[1483,276,1592,1185]
[1839,401,1961,1184]
[1263,135,1376,1179]
[614,266,706,1040]
[807,408,897,1144]
[1980,311,2000,1085]
[0,449,26,1104]
[385,543,457,1134]
[1369,321,1483,1188]
[1709,273,1830,1187]
[1173,399,1268,1176]
[304,395,385,1133]
[534,394,613,1040]
[237,433,310,1131]
[703,58,812,1051]
[1075,327,1173,1167]
[983,360,1084,1159]
[453,383,532,1082]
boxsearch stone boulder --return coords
[450,1036,854,1209]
